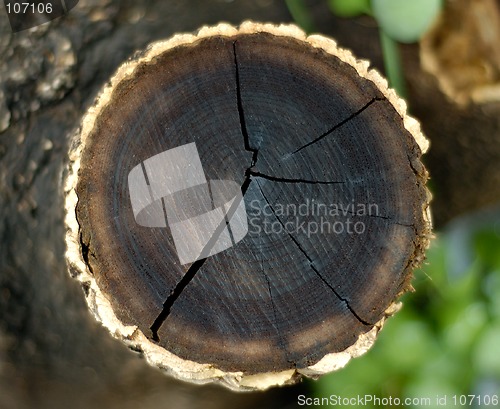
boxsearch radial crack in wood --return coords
[255,178,373,327]
[233,41,258,167]
[248,170,346,185]
[290,97,385,156]
[151,175,255,341]
[64,22,432,391]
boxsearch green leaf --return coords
[444,302,488,356]
[328,0,371,18]
[285,0,315,33]
[371,0,442,43]
[377,316,441,373]
[473,228,500,271]
[379,29,407,98]
[473,324,500,376]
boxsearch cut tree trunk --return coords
[64,22,431,391]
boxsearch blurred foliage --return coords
[285,0,315,33]
[327,0,371,18]
[327,0,443,42]
[288,0,443,98]
[308,221,500,408]
[371,0,442,43]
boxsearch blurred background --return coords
[1,0,499,408]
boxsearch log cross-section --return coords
[64,22,431,391]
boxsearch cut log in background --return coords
[1,0,498,407]
[65,23,430,390]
